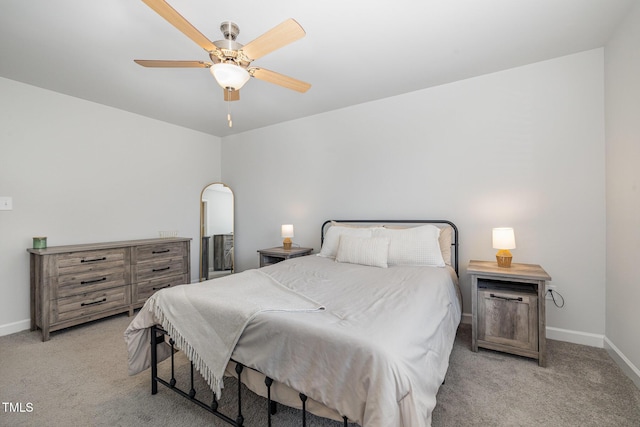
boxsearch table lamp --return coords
[492,227,516,268]
[281,224,294,250]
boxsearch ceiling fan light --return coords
[210,63,250,90]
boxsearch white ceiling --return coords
[0,0,635,137]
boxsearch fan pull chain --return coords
[227,89,233,128]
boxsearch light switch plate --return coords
[0,196,13,211]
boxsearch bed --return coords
[125,220,461,426]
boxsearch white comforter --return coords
[127,255,461,427]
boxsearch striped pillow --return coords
[335,235,390,268]
[318,225,378,258]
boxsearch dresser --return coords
[28,237,191,341]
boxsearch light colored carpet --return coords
[1,313,638,426]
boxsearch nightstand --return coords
[257,247,313,267]
[467,260,551,367]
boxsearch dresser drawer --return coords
[134,275,186,304]
[134,258,186,282]
[135,242,186,262]
[54,269,126,299]
[53,286,130,323]
[56,249,126,275]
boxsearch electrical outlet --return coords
[546,284,557,299]
[0,196,13,211]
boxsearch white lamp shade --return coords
[210,63,250,90]
[492,228,516,249]
[281,224,294,238]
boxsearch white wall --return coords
[222,49,606,337]
[0,77,221,335]
[605,1,640,386]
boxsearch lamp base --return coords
[283,238,292,250]
[496,249,513,268]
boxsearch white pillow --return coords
[319,224,380,258]
[439,226,453,266]
[384,224,453,266]
[373,224,445,267]
[335,235,390,268]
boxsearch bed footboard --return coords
[151,325,349,427]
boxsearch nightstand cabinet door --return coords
[477,289,538,352]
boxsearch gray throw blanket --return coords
[124,269,324,397]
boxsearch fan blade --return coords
[134,60,211,68]
[141,0,217,52]
[251,68,311,93]
[241,18,305,61]
[223,89,240,101]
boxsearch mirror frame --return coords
[199,182,234,281]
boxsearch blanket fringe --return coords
[148,299,225,397]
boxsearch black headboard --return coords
[321,220,459,276]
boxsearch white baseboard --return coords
[604,337,640,390]
[545,326,605,348]
[0,319,31,337]
[461,314,605,348]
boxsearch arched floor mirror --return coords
[200,182,234,281]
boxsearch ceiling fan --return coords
[134,0,311,126]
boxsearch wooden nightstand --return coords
[257,247,313,267]
[467,260,551,367]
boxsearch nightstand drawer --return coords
[257,247,313,267]
[477,288,538,351]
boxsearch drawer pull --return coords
[81,277,107,285]
[152,266,171,272]
[152,249,171,254]
[152,284,172,291]
[489,293,523,302]
[81,257,107,263]
[81,298,107,307]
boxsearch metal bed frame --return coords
[149,219,459,426]
[151,325,349,426]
